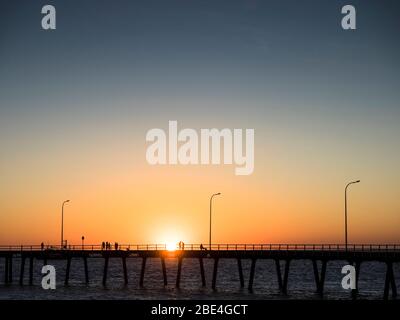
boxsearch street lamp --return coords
[61,200,70,249]
[345,180,360,250]
[209,193,221,250]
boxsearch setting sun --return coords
[166,242,177,251]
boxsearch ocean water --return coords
[0,257,398,300]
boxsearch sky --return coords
[0,0,399,245]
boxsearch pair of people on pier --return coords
[178,241,185,250]
[102,241,118,250]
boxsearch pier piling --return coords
[122,257,128,285]
[176,257,183,288]
[282,260,291,295]
[4,257,9,284]
[83,256,89,284]
[161,258,167,286]
[384,261,397,299]
[212,258,219,290]
[102,256,109,286]
[65,257,71,285]
[351,261,361,299]
[248,259,256,291]
[275,259,283,290]
[139,257,146,287]
[19,256,25,285]
[199,258,206,287]
[8,256,13,283]
[28,257,33,285]
[312,260,327,296]
[237,258,244,288]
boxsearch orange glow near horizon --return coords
[0,156,399,246]
[0,115,400,246]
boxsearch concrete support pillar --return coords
[248,259,256,291]
[212,258,219,290]
[139,257,146,287]
[275,259,283,290]
[102,256,109,286]
[237,258,244,288]
[83,256,89,284]
[65,257,71,285]
[199,258,206,287]
[19,256,26,285]
[122,257,128,285]
[161,257,167,286]
[28,257,34,285]
[176,257,183,288]
[282,260,291,295]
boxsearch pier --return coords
[1,244,399,299]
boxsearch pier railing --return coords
[0,244,399,252]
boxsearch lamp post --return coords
[345,180,360,250]
[61,200,70,249]
[209,193,221,250]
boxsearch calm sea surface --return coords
[0,257,398,300]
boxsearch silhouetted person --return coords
[41,242,44,251]
[115,242,118,250]
[102,242,105,250]
[182,242,185,250]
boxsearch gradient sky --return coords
[0,0,399,245]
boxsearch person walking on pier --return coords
[41,242,44,251]
[102,242,105,250]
